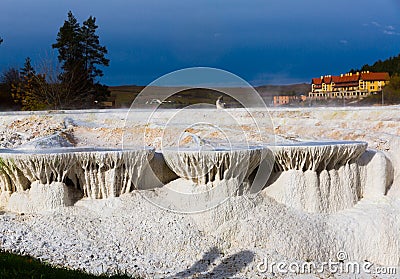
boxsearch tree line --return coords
[350,53,400,104]
[364,54,400,104]
[0,11,110,110]
[350,53,400,76]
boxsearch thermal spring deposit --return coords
[0,107,400,278]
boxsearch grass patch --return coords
[0,251,135,279]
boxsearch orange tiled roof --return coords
[331,76,341,83]
[360,72,390,81]
[312,77,322,85]
[323,76,332,83]
[312,72,389,85]
[338,75,359,83]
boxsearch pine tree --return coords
[20,57,36,79]
[382,74,400,104]
[80,16,110,102]
[52,11,110,107]
[358,53,400,76]
[11,57,46,110]
[52,11,82,71]
[80,16,110,82]
[1,67,21,107]
[8,67,24,107]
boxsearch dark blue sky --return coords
[1,0,400,86]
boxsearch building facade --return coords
[273,95,307,106]
[309,71,390,99]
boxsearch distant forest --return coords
[350,53,400,76]
[348,53,400,104]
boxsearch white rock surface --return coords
[263,141,371,213]
[265,151,394,213]
[271,141,367,172]
[6,181,77,213]
[163,146,265,185]
[0,191,399,278]
[0,148,154,199]
[17,132,75,149]
[137,151,178,189]
[265,166,363,213]
[146,177,247,213]
[0,107,399,278]
[359,149,394,198]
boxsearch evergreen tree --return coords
[11,57,46,110]
[353,53,400,76]
[0,37,3,45]
[80,16,110,82]
[381,74,400,104]
[20,57,36,79]
[52,11,110,107]
[52,11,82,71]
[0,67,20,109]
[20,57,47,110]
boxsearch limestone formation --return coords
[6,181,80,213]
[271,141,367,172]
[0,147,154,205]
[263,141,393,213]
[162,146,266,185]
[0,108,399,278]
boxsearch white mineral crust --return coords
[0,107,399,278]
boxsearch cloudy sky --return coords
[0,0,399,86]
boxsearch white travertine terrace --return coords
[162,146,265,185]
[0,108,400,278]
[6,181,80,213]
[264,141,392,213]
[271,141,368,172]
[0,140,378,215]
[0,147,154,201]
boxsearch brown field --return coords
[109,83,311,108]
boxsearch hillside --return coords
[351,53,400,76]
[109,83,310,108]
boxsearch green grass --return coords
[0,251,135,279]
